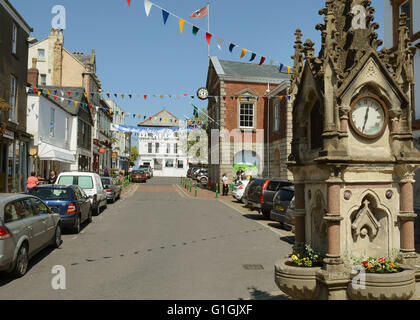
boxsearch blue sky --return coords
[11,0,385,128]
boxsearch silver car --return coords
[0,194,62,277]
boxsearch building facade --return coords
[206,57,290,188]
[0,0,33,192]
[107,99,130,172]
[138,109,188,177]
[384,0,420,211]
[92,99,113,174]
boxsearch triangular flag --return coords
[179,18,185,34]
[75,101,78,106]
[250,52,256,62]
[279,64,284,72]
[259,56,266,65]
[240,48,247,58]
[121,94,125,99]
[162,10,169,25]
[160,95,164,99]
[144,0,153,16]
[205,32,212,45]
[107,93,110,98]
[288,66,292,74]
[217,38,224,50]
[127,0,131,7]
[229,43,236,52]
[144,95,147,100]
[192,26,199,36]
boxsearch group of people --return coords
[26,170,58,193]
[221,167,246,196]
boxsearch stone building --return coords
[206,57,290,188]
[0,0,33,192]
[28,29,104,171]
[275,0,419,300]
[384,0,420,212]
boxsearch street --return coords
[0,178,292,300]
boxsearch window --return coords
[400,1,411,35]
[65,117,69,142]
[30,198,49,215]
[78,176,94,189]
[148,143,152,153]
[12,24,17,54]
[274,102,280,132]
[167,143,170,154]
[9,75,17,121]
[50,107,55,137]
[165,160,174,168]
[239,103,255,128]
[38,49,45,60]
[177,160,183,168]
[174,143,178,154]
[40,74,47,86]
[155,143,160,154]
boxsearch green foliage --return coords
[359,257,402,273]
[130,146,139,163]
[289,243,323,267]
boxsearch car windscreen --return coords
[30,188,71,201]
[276,189,295,201]
[101,178,112,185]
[58,176,94,189]
[133,170,144,174]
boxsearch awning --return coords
[38,142,75,164]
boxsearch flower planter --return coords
[274,258,322,300]
[347,269,416,300]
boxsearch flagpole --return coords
[207,2,210,58]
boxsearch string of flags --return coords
[130,0,293,74]
[27,87,291,103]
[27,88,217,126]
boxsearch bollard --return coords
[216,184,219,198]
[195,184,197,197]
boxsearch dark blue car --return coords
[30,185,92,234]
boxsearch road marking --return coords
[218,199,291,238]
[174,184,191,199]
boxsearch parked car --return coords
[243,178,257,206]
[232,180,250,203]
[30,185,92,234]
[270,187,295,231]
[0,194,62,277]
[192,168,207,180]
[101,177,122,203]
[186,167,196,178]
[132,170,147,183]
[56,172,107,216]
[196,168,209,184]
[188,167,202,179]
[247,179,293,218]
[139,165,153,178]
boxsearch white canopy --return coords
[38,142,75,164]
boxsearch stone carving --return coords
[351,199,381,240]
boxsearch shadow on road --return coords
[240,286,291,300]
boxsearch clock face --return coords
[350,95,387,138]
[197,88,209,100]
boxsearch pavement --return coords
[0,177,292,300]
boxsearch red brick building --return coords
[206,57,291,187]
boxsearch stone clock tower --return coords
[276,0,420,299]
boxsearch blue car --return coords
[30,185,92,234]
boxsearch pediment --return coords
[338,51,408,105]
[233,88,259,97]
[138,109,179,127]
[293,62,323,112]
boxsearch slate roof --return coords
[72,52,91,66]
[137,109,180,127]
[211,56,290,83]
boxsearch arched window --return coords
[310,100,323,150]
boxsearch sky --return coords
[11,0,385,129]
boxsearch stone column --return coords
[399,176,417,264]
[294,183,306,244]
[339,106,350,133]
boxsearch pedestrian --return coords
[222,173,229,196]
[47,170,57,184]
[104,167,110,177]
[26,172,39,193]
[236,167,245,182]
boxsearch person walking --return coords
[47,170,57,184]
[26,172,39,193]
[236,167,245,182]
[222,173,229,196]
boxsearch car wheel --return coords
[262,209,271,219]
[52,225,62,248]
[94,204,100,216]
[73,215,81,234]
[12,243,29,278]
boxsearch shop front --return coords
[33,142,75,178]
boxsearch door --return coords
[74,187,89,222]
[29,198,56,246]
[95,175,106,205]
[16,199,46,253]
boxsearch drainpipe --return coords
[266,82,270,178]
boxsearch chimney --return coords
[27,57,39,88]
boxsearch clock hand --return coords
[362,106,370,133]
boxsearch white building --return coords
[384,0,420,211]
[92,99,113,174]
[27,92,76,177]
[106,99,130,172]
[137,109,188,177]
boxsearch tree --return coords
[130,146,139,167]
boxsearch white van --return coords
[55,172,107,215]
